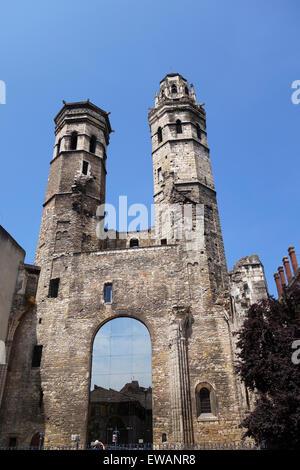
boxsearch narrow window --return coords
[89,135,96,153]
[171,84,177,94]
[196,123,201,140]
[245,386,250,409]
[82,160,89,175]
[157,127,162,143]
[70,131,78,150]
[162,433,167,442]
[200,387,211,413]
[8,437,17,448]
[157,167,163,182]
[161,239,167,245]
[176,119,182,134]
[39,387,44,408]
[32,345,43,368]
[57,138,62,156]
[48,278,60,298]
[185,86,189,95]
[130,238,139,248]
[104,283,112,303]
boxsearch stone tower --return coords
[35,101,112,305]
[0,76,251,448]
[149,73,228,298]
[35,100,111,263]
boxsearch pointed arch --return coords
[157,126,162,144]
[176,119,182,134]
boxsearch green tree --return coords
[236,289,300,449]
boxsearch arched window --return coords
[171,84,177,94]
[130,238,139,248]
[176,119,182,134]
[89,135,96,153]
[199,388,211,413]
[196,123,201,140]
[70,131,78,150]
[30,432,44,450]
[157,127,162,143]
[88,317,152,445]
[196,383,217,418]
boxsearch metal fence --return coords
[0,441,264,451]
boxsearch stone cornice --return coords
[54,100,112,133]
[49,150,107,174]
[148,100,206,122]
[43,192,102,208]
[152,137,210,154]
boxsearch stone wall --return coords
[0,226,25,350]
[0,242,243,446]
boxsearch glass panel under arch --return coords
[87,317,152,446]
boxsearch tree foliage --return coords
[236,289,300,449]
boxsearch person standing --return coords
[93,440,105,450]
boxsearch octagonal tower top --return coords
[154,73,197,107]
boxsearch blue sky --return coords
[0,0,299,296]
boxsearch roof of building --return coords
[160,73,187,83]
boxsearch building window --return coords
[30,432,44,449]
[89,135,96,153]
[32,345,43,368]
[161,239,167,245]
[185,86,189,95]
[57,138,62,156]
[8,437,17,448]
[171,84,177,94]
[82,160,89,175]
[89,317,152,444]
[70,131,78,150]
[39,387,44,408]
[157,167,163,182]
[176,119,182,134]
[48,278,60,298]
[196,123,201,140]
[196,383,217,418]
[104,283,112,303]
[130,238,139,248]
[162,433,167,442]
[199,388,211,413]
[157,127,162,143]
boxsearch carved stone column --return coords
[169,306,194,444]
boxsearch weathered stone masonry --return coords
[0,74,268,447]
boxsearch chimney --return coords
[274,273,283,297]
[282,256,293,283]
[278,266,286,288]
[288,246,298,276]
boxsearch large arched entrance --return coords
[87,317,152,446]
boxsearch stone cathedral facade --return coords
[0,74,268,447]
